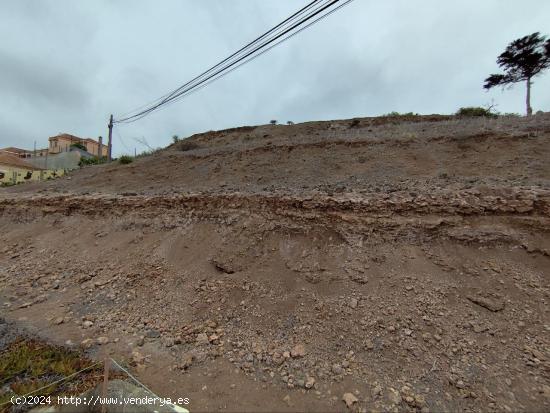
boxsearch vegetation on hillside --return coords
[118,155,133,164]
[456,106,498,118]
[0,339,103,407]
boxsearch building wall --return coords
[49,137,107,157]
[0,149,32,158]
[85,140,108,157]
[49,137,74,154]
[26,151,82,171]
[0,164,65,185]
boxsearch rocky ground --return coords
[1,113,549,412]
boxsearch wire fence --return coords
[0,357,189,412]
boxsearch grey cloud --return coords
[0,50,89,107]
[0,0,549,154]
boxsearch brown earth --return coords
[1,113,550,412]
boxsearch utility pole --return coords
[101,357,110,413]
[107,114,114,161]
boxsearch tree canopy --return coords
[484,32,550,115]
[484,32,550,89]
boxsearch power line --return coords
[114,128,131,151]
[115,0,352,124]
[117,0,355,124]
[116,0,325,120]
[151,0,326,108]
[116,0,337,123]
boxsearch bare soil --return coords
[1,113,550,412]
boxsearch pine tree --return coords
[484,32,550,115]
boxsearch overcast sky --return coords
[1,0,549,155]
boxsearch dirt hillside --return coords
[1,113,549,412]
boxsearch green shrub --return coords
[456,107,498,118]
[79,156,105,166]
[118,155,133,164]
[384,111,419,117]
[179,140,200,152]
[349,119,361,128]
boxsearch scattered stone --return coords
[180,352,195,370]
[132,350,145,365]
[291,343,306,358]
[348,273,368,284]
[97,336,109,345]
[196,333,209,345]
[332,364,344,375]
[272,352,284,365]
[79,275,92,283]
[349,298,358,309]
[305,376,316,389]
[387,388,401,405]
[53,317,64,325]
[372,384,383,397]
[404,395,415,406]
[342,392,358,408]
[136,336,145,347]
[81,338,94,349]
[82,320,94,329]
[145,329,160,338]
[467,294,505,312]
[212,259,236,274]
[472,323,489,333]
[415,394,426,407]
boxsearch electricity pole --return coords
[107,114,114,161]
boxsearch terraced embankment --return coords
[1,114,549,412]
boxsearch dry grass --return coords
[0,339,103,410]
